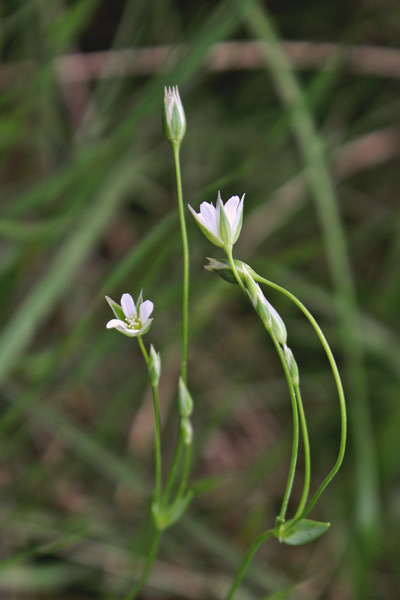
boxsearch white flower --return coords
[163,86,186,144]
[188,192,244,249]
[105,292,153,337]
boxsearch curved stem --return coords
[254,274,347,521]
[225,529,276,600]
[225,253,299,521]
[137,336,162,501]
[293,383,310,517]
[172,143,189,384]
[124,529,161,600]
[270,335,299,522]
[227,249,247,295]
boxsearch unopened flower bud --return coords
[243,267,272,328]
[178,377,193,417]
[163,86,186,145]
[181,417,193,445]
[270,304,287,346]
[284,345,299,385]
[149,345,161,386]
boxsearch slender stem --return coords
[163,431,183,504]
[227,249,247,295]
[137,335,149,366]
[270,335,299,522]
[137,336,162,501]
[225,529,276,600]
[166,142,191,506]
[175,442,192,500]
[124,529,161,600]
[172,142,189,384]
[226,252,299,520]
[293,383,311,517]
[254,274,347,521]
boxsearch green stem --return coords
[271,335,299,522]
[166,142,192,507]
[124,529,161,600]
[254,274,347,521]
[137,336,162,501]
[175,442,192,501]
[226,251,299,521]
[163,431,183,504]
[227,249,247,295]
[293,383,311,517]
[172,142,189,384]
[225,529,275,600]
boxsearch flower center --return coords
[125,315,141,330]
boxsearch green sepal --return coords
[217,193,232,247]
[105,296,125,320]
[280,518,330,545]
[151,492,193,530]
[196,221,224,248]
[149,345,161,386]
[178,377,193,417]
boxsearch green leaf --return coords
[280,518,330,545]
[151,492,193,531]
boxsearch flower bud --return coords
[269,304,287,346]
[243,267,272,328]
[163,86,186,145]
[178,377,193,417]
[283,345,299,385]
[149,345,161,387]
[181,417,193,445]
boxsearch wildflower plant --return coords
[104,87,347,600]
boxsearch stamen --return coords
[125,316,141,330]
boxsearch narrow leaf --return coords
[281,518,330,545]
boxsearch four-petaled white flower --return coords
[188,192,244,249]
[105,292,153,337]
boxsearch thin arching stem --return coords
[124,529,161,600]
[270,335,299,521]
[225,529,275,600]
[293,383,311,517]
[254,273,347,521]
[227,252,300,520]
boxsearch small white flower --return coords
[163,86,186,144]
[105,292,153,337]
[189,192,244,249]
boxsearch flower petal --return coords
[189,204,224,247]
[223,195,240,227]
[121,293,136,319]
[106,318,140,337]
[199,202,220,239]
[232,194,244,240]
[139,300,154,323]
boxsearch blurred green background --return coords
[1,0,400,598]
